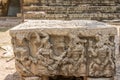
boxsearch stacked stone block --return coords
[22,0,120,20]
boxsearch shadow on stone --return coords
[4,72,21,80]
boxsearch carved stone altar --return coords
[10,20,117,80]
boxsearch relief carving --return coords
[11,31,115,78]
[88,34,115,77]
[12,34,36,76]
[61,34,87,76]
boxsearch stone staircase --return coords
[22,0,120,20]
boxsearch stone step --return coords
[23,12,120,20]
[23,0,41,6]
[23,0,116,6]
[23,6,120,13]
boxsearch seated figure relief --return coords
[88,34,115,77]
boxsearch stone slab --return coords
[10,20,116,30]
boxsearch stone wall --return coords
[22,0,120,20]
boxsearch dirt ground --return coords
[0,18,22,80]
[0,30,20,80]
[0,31,14,80]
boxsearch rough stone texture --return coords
[0,0,120,21]
[10,20,117,80]
[87,78,112,80]
[115,27,120,80]
[23,77,40,80]
[114,75,120,80]
[22,0,120,20]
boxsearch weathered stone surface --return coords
[10,20,117,79]
[87,78,112,80]
[23,0,116,6]
[114,27,120,80]
[23,77,41,80]
[0,0,119,20]
[23,6,119,13]
[22,0,120,20]
[114,75,120,80]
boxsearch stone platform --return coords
[10,20,117,80]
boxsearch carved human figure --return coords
[13,35,37,76]
[31,32,55,74]
[61,34,86,76]
[88,34,115,77]
[30,32,64,75]
[28,32,50,57]
[48,36,67,73]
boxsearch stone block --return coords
[10,20,117,79]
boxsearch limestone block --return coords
[10,20,117,78]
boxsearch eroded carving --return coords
[12,34,36,76]
[11,27,116,79]
[61,34,86,76]
[88,34,115,77]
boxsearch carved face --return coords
[72,51,80,61]
[99,51,107,58]
[98,45,109,58]
[15,47,29,61]
[70,39,84,60]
